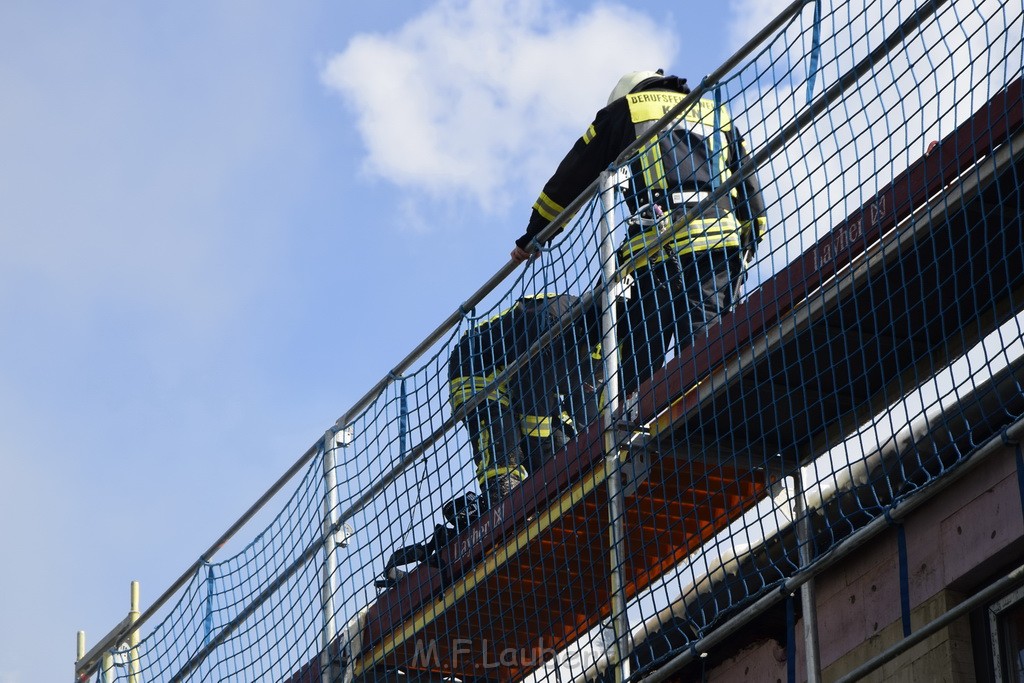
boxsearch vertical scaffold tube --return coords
[102,652,114,683]
[597,170,631,682]
[76,631,86,681]
[321,433,340,683]
[129,581,140,683]
[794,472,822,682]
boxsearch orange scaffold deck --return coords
[354,430,767,682]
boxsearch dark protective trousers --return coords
[617,245,744,397]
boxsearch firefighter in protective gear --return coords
[448,294,600,508]
[511,70,767,396]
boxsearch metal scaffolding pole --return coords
[129,581,140,683]
[597,170,631,683]
[793,472,822,683]
[76,632,86,682]
[321,432,340,683]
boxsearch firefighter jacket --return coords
[448,294,601,485]
[448,294,600,415]
[516,76,767,270]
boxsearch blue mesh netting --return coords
[80,1,1024,681]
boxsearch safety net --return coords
[77,0,1024,681]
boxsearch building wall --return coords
[700,442,1024,682]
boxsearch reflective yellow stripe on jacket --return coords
[666,214,742,253]
[520,414,552,438]
[532,192,565,224]
[619,216,742,273]
[450,374,509,410]
[520,412,575,438]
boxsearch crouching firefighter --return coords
[376,294,600,588]
[449,293,601,510]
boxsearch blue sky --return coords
[0,1,784,681]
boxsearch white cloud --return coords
[321,0,677,211]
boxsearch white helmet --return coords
[607,69,664,105]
